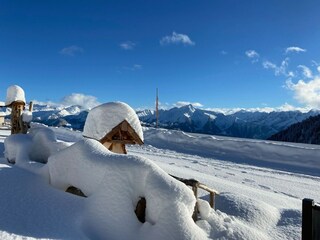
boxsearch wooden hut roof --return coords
[99,120,144,145]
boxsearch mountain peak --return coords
[179,104,196,113]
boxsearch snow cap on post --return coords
[5,85,26,106]
[83,101,144,142]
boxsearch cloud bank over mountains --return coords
[245,46,320,109]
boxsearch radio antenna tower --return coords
[156,88,159,128]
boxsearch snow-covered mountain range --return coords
[138,104,320,139]
[29,103,320,139]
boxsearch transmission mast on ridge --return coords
[156,88,159,128]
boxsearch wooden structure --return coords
[302,198,320,240]
[134,175,219,223]
[99,120,144,154]
[8,101,27,134]
[171,175,219,221]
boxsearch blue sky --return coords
[1,0,320,110]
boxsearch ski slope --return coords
[0,126,319,239]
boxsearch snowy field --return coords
[0,126,319,239]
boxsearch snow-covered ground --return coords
[0,126,319,239]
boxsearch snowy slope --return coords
[0,126,319,239]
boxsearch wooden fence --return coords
[170,175,219,221]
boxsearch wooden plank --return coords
[198,183,219,194]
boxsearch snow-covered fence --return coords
[170,175,219,221]
[302,198,320,240]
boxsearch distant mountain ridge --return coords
[268,114,320,144]
[137,104,319,139]
[30,103,320,140]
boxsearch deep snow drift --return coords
[0,125,319,239]
[1,125,208,239]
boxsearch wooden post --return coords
[192,185,198,221]
[209,192,215,209]
[302,198,313,240]
[10,101,25,134]
[29,101,33,112]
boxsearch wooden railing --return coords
[170,175,219,221]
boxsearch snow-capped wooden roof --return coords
[83,102,144,145]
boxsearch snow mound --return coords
[196,193,280,240]
[22,110,33,123]
[215,193,280,229]
[4,125,71,165]
[5,85,26,106]
[48,138,207,239]
[83,102,143,142]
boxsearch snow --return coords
[4,124,71,165]
[5,85,26,106]
[22,110,33,122]
[48,138,206,239]
[83,102,144,141]
[0,125,319,239]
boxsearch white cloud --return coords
[120,41,136,50]
[123,64,142,71]
[220,50,228,55]
[285,46,306,54]
[205,104,311,114]
[286,77,320,108]
[174,101,203,108]
[245,50,259,60]
[160,32,195,46]
[62,93,100,109]
[277,103,297,111]
[262,58,290,76]
[298,65,313,78]
[262,61,277,70]
[59,45,84,56]
[311,60,320,73]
